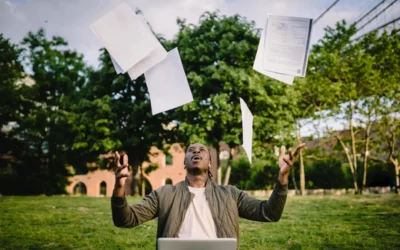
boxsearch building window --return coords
[165,178,173,185]
[166,155,173,166]
[100,181,107,196]
[73,182,87,195]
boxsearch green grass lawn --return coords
[1,194,399,250]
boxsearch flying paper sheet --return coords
[263,15,313,77]
[90,3,160,73]
[240,98,253,164]
[126,14,167,80]
[127,46,167,80]
[253,21,294,85]
[144,48,193,115]
[106,10,167,79]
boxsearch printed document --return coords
[263,15,313,77]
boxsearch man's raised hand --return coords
[114,151,129,188]
[277,143,305,184]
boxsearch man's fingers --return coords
[117,173,129,179]
[123,154,128,167]
[283,157,293,167]
[114,151,120,168]
[293,143,306,158]
[115,164,127,173]
[280,146,286,157]
[289,148,294,160]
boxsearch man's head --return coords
[184,143,212,177]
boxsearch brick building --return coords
[66,143,231,197]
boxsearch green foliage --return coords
[296,20,400,192]
[0,34,24,127]
[0,29,88,195]
[304,156,352,189]
[0,34,24,183]
[144,163,159,175]
[367,160,396,187]
[230,155,279,190]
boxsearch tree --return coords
[0,34,25,194]
[304,21,365,193]
[0,34,24,128]
[297,22,400,194]
[1,29,89,194]
[374,87,400,193]
[293,22,348,194]
[172,12,297,185]
[384,117,400,194]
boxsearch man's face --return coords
[184,143,210,173]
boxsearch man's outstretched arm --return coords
[234,180,288,222]
[111,189,159,228]
[234,144,304,222]
[111,151,158,228]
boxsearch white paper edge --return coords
[240,98,253,164]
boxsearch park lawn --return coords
[1,194,399,250]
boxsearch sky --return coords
[0,0,369,69]
[1,0,397,136]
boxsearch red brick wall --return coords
[66,143,233,196]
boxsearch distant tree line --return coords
[0,12,399,195]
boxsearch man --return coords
[111,142,304,245]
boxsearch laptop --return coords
[158,238,237,250]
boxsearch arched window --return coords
[100,181,107,196]
[165,178,173,185]
[165,155,173,166]
[73,182,87,195]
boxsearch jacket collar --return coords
[183,176,214,194]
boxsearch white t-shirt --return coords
[178,186,217,239]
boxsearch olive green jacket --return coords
[111,179,288,245]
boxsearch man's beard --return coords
[187,166,206,176]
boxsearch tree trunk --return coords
[362,123,372,194]
[140,166,145,196]
[350,133,358,192]
[395,163,399,195]
[386,123,399,195]
[292,166,299,195]
[299,148,305,195]
[349,104,359,194]
[215,146,221,185]
[223,167,231,186]
[223,148,235,186]
[361,149,368,194]
[390,157,399,194]
[336,134,358,194]
[297,131,305,196]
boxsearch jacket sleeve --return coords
[111,189,159,228]
[233,180,288,222]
